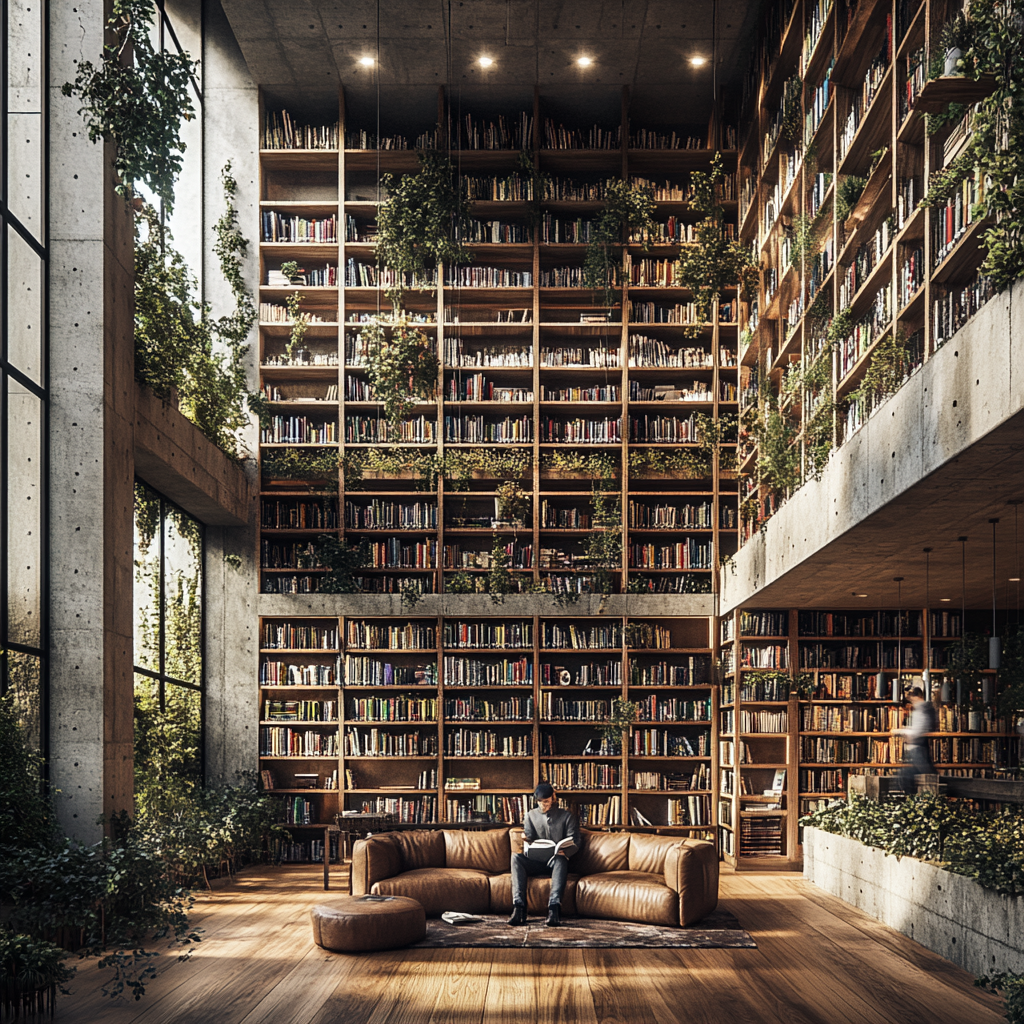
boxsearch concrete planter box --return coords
[803,826,1024,976]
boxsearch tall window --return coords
[1,0,48,752]
[133,483,204,810]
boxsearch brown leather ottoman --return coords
[311,895,426,953]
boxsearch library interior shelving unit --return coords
[736,0,996,538]
[259,614,718,858]
[717,606,1018,869]
[257,86,741,603]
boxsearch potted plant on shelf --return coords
[940,12,972,76]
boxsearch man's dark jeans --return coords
[511,852,568,907]
[898,742,936,793]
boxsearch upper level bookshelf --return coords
[736,0,998,543]
[256,86,742,601]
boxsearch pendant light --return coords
[986,519,999,702]
[958,535,968,707]
[1010,499,1022,626]
[922,548,933,694]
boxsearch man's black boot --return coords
[508,904,527,926]
[546,904,561,927]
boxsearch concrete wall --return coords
[723,277,1024,611]
[200,0,261,786]
[804,827,1024,976]
[49,0,137,841]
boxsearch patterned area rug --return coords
[409,910,756,949]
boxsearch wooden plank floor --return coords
[54,864,1005,1024]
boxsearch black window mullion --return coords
[158,496,166,712]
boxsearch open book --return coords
[524,837,577,862]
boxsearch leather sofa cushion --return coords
[444,828,511,874]
[570,830,630,875]
[391,829,446,871]
[576,871,678,927]
[665,839,720,926]
[350,835,401,895]
[628,832,684,875]
[371,867,492,916]
[488,872,579,915]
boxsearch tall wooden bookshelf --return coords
[259,613,717,859]
[717,604,1018,868]
[257,86,741,603]
[256,88,745,859]
[737,0,995,538]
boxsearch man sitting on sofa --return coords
[508,782,582,927]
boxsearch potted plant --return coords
[939,12,972,76]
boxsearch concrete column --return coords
[49,0,136,841]
[200,0,261,784]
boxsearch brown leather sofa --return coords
[351,827,719,927]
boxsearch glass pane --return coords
[6,0,44,236]
[134,674,202,815]
[163,0,203,94]
[6,379,42,648]
[163,504,203,686]
[165,107,203,285]
[7,650,41,752]
[133,484,162,674]
[7,228,44,385]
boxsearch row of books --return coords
[448,376,533,402]
[630,730,709,756]
[261,661,338,686]
[260,727,338,757]
[739,710,789,734]
[345,500,438,530]
[443,621,534,649]
[344,728,438,757]
[543,761,621,789]
[346,622,437,650]
[345,415,437,444]
[798,644,923,669]
[262,500,339,531]
[444,697,534,721]
[262,111,339,150]
[630,657,711,686]
[446,795,531,823]
[628,501,714,529]
[344,658,435,687]
[444,656,533,686]
[261,416,337,445]
[540,661,621,686]
[627,540,714,570]
[262,212,337,243]
[262,624,339,650]
[347,696,438,722]
[264,700,338,722]
[444,730,532,756]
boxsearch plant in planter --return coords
[262,448,340,482]
[677,153,760,339]
[583,179,657,306]
[586,488,623,602]
[939,11,973,76]
[344,447,443,491]
[444,448,531,490]
[495,480,530,526]
[362,316,439,432]
[61,0,197,210]
[444,571,477,594]
[542,450,617,480]
[279,260,304,285]
[847,327,915,416]
[376,151,472,290]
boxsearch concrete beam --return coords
[723,276,1024,612]
[133,383,254,526]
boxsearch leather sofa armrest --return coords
[664,840,720,926]
[351,835,401,895]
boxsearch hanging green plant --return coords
[787,214,817,271]
[835,175,868,222]
[781,75,804,143]
[315,536,370,594]
[542,451,617,480]
[134,166,259,459]
[284,292,310,362]
[628,447,710,478]
[826,308,854,347]
[752,401,801,497]
[994,625,1024,722]
[847,328,915,415]
[495,481,530,525]
[61,0,197,210]
[585,488,622,599]
[362,316,439,432]
[597,698,641,746]
[377,151,472,287]
[487,540,516,605]
[677,153,760,338]
[583,179,657,306]
[444,448,532,490]
[262,448,340,482]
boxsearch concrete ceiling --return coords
[220,0,761,128]
[737,409,1024,615]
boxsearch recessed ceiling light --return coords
[359,56,374,66]
[1010,577,1021,582]
[856,593,868,598]
[478,56,494,67]
[940,597,952,602]
[690,56,707,66]
[577,56,593,67]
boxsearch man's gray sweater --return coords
[522,806,582,851]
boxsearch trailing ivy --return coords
[835,174,867,222]
[284,292,310,362]
[976,971,1024,1024]
[376,152,472,287]
[487,540,516,605]
[61,0,197,210]
[542,451,617,479]
[847,328,916,416]
[583,179,656,306]
[134,166,258,459]
[677,153,759,338]
[781,75,804,142]
[787,213,817,271]
[344,447,442,490]
[262,448,340,482]
[919,0,1024,290]
[362,316,439,432]
[316,536,371,594]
